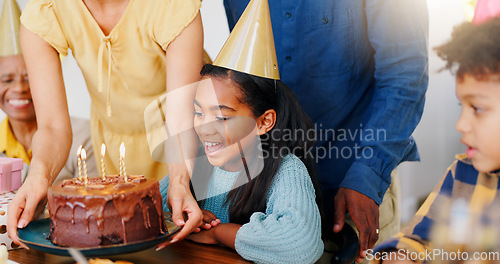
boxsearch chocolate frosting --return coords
[48,175,166,243]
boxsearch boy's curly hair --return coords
[434,17,500,81]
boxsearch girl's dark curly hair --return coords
[434,17,500,81]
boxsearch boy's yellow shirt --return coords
[0,118,32,164]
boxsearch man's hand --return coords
[333,187,380,263]
[7,174,50,249]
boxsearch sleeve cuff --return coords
[340,161,391,204]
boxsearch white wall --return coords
[200,0,230,63]
[2,0,468,222]
[399,0,469,223]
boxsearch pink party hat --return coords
[473,0,500,24]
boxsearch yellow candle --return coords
[81,148,88,187]
[77,145,82,181]
[120,142,127,183]
[100,143,106,180]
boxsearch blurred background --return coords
[0,0,470,223]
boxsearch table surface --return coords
[8,240,251,264]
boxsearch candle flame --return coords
[101,143,106,156]
[77,145,82,155]
[120,142,125,156]
[81,148,87,160]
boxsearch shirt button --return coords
[285,12,291,18]
[323,17,328,24]
[285,56,291,61]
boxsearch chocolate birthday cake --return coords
[47,175,166,247]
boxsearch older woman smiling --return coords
[0,0,96,184]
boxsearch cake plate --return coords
[18,212,180,257]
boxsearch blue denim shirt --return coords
[224,0,429,205]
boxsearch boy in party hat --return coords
[369,17,500,264]
[156,0,324,262]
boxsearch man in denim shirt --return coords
[224,0,429,262]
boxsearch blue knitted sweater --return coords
[159,154,324,264]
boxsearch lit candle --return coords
[100,143,106,180]
[81,148,88,187]
[77,145,82,181]
[120,142,127,183]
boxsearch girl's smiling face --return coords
[0,55,35,123]
[456,74,500,172]
[193,77,261,171]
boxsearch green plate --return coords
[18,212,180,257]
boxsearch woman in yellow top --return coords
[7,0,204,247]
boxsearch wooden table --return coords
[8,240,251,264]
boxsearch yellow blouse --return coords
[0,118,31,164]
[21,0,201,180]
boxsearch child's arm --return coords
[213,224,239,248]
[232,155,324,263]
[187,223,241,248]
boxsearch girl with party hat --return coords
[157,0,323,262]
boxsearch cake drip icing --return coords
[48,175,166,244]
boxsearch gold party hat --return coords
[0,0,22,56]
[213,0,279,80]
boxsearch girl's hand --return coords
[197,209,220,232]
[187,227,218,245]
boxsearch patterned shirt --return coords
[373,154,500,262]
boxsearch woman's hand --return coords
[167,181,203,242]
[156,11,204,252]
[7,172,50,248]
[155,177,203,251]
[11,25,73,249]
